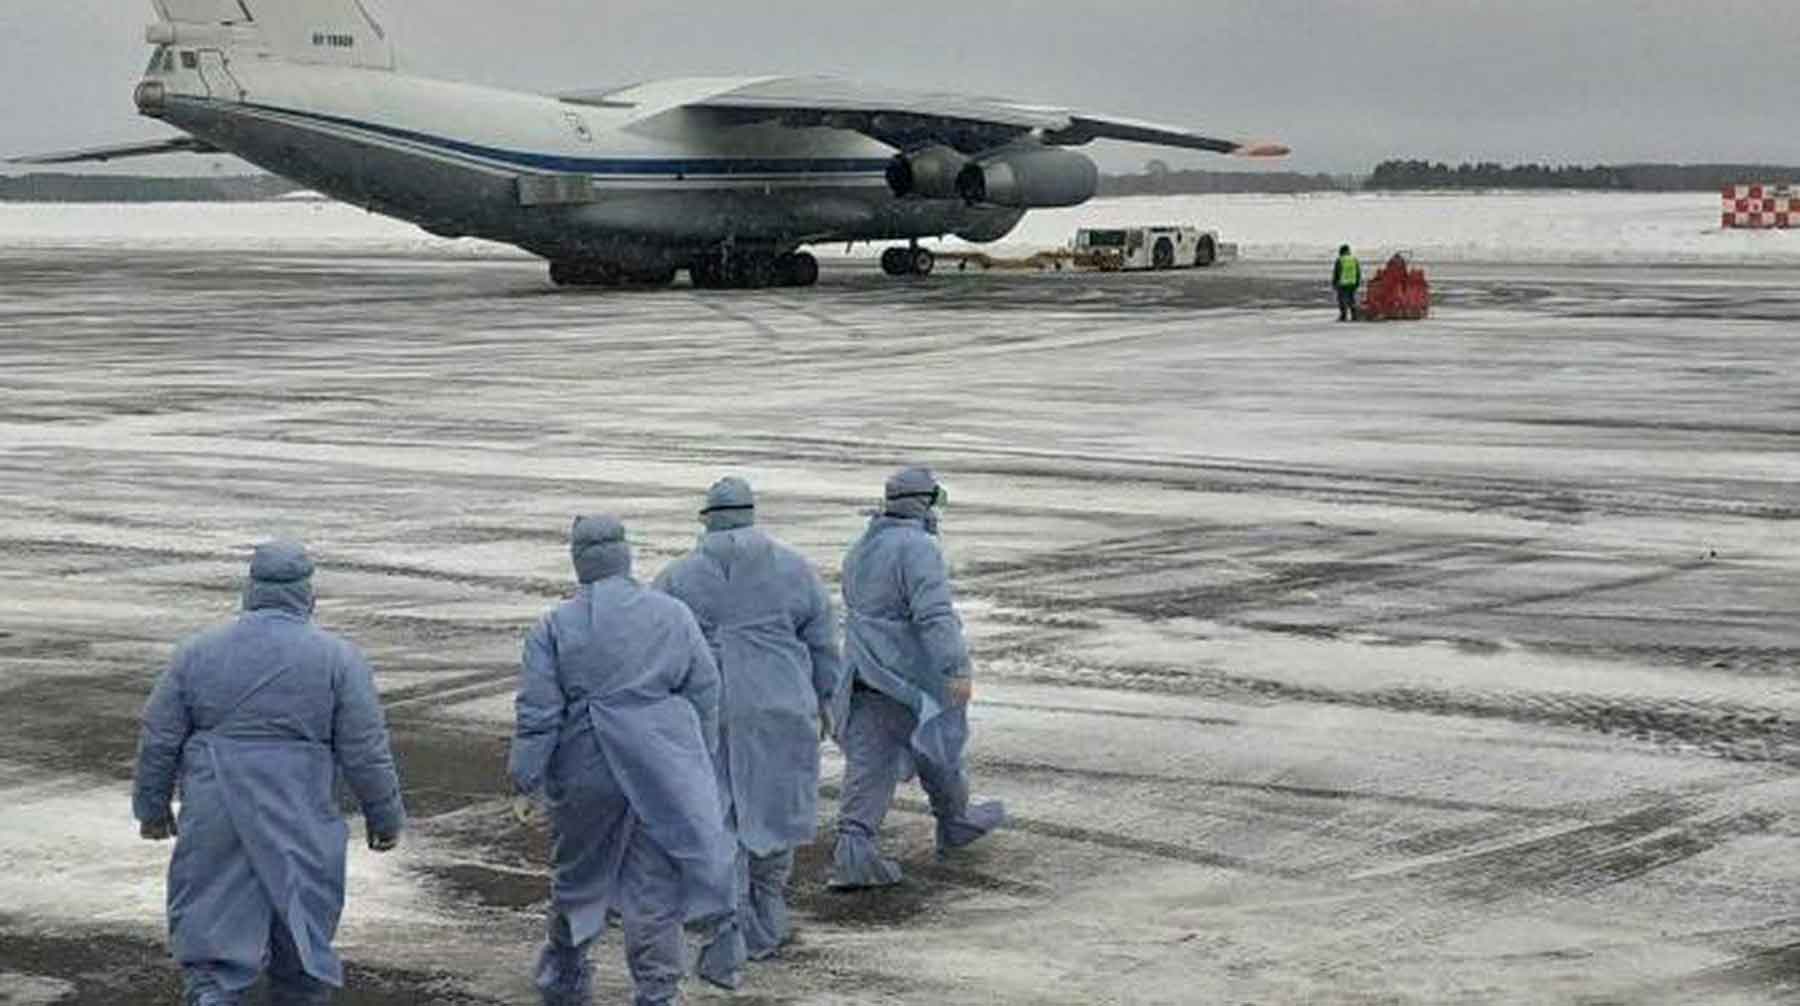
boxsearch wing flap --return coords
[686,76,1071,132]
[8,137,219,165]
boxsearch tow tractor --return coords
[927,225,1238,273]
[1070,226,1229,271]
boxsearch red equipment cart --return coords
[1360,252,1430,321]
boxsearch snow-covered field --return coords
[2,197,1798,1005]
[2,190,1797,265]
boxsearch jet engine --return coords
[955,146,1099,208]
[886,145,970,200]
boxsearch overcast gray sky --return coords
[5,0,1797,175]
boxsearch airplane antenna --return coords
[351,0,387,40]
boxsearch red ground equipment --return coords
[1360,253,1430,321]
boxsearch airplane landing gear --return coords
[689,251,819,290]
[549,261,619,287]
[550,261,677,289]
[880,244,934,277]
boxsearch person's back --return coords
[173,615,362,742]
[841,514,961,677]
[661,526,826,679]
[134,541,403,1006]
[655,477,838,961]
[535,578,709,715]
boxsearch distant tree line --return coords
[1101,166,1351,196]
[0,173,301,202]
[1365,160,1800,192]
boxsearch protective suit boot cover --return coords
[827,830,905,890]
[694,917,747,991]
[534,944,594,1006]
[186,989,243,1006]
[937,799,1006,854]
[267,978,333,1006]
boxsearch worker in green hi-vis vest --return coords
[1332,244,1362,321]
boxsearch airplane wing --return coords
[9,137,220,165]
[617,75,1287,158]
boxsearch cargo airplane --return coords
[15,0,1287,289]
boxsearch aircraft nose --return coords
[135,80,167,116]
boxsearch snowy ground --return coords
[2,195,1799,1005]
[4,190,1798,265]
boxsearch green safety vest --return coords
[1336,254,1361,288]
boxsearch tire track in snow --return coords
[1370,801,1782,902]
[817,782,1292,876]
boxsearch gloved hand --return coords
[946,676,973,707]
[367,829,400,853]
[139,818,177,841]
[511,794,545,827]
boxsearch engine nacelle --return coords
[886,145,969,200]
[955,147,1099,209]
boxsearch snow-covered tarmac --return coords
[2,194,1799,1005]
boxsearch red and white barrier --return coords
[1723,184,1798,229]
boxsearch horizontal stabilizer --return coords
[8,137,219,165]
[152,0,251,25]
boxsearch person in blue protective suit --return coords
[133,541,405,1006]
[653,477,841,961]
[510,515,743,1006]
[827,466,1005,889]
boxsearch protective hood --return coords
[877,466,941,534]
[242,540,316,616]
[701,476,756,532]
[571,514,633,583]
[882,465,943,529]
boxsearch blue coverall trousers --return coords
[831,685,989,887]
[181,917,332,1006]
[535,827,686,1006]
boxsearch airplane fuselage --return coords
[140,53,1025,272]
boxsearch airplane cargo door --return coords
[196,50,244,101]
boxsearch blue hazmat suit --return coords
[653,478,841,959]
[828,468,1004,889]
[510,516,740,1006]
[132,542,405,1006]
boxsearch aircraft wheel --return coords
[690,257,729,289]
[1195,234,1217,268]
[550,261,620,287]
[1152,238,1175,270]
[880,247,910,277]
[910,247,935,276]
[778,252,820,288]
[729,254,775,289]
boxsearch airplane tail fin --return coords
[149,0,396,71]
